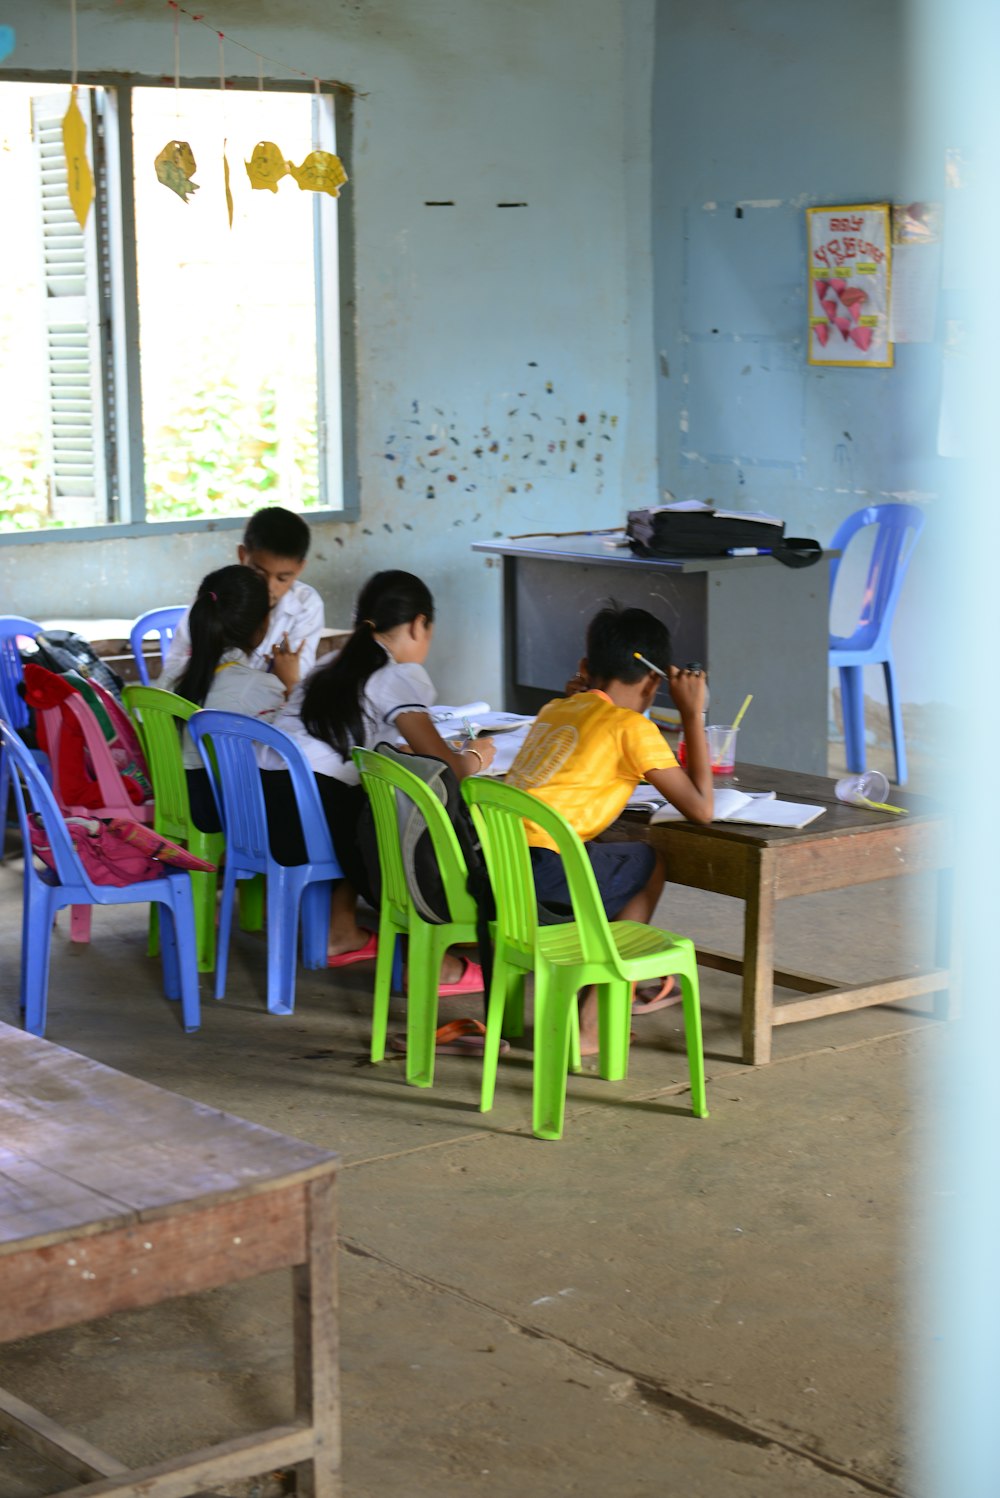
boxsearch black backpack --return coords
[23,630,125,702]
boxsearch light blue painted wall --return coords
[652,0,942,710]
[0,0,658,705]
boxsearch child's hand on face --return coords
[270,633,303,691]
[565,657,590,695]
[668,664,706,718]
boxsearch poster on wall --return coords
[807,203,893,368]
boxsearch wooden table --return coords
[618,763,952,1065]
[0,1027,341,1497]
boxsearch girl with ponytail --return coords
[261,569,495,982]
[160,564,302,827]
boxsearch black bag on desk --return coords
[627,506,786,558]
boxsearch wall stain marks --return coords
[377,376,618,502]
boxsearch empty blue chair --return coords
[130,606,186,686]
[187,710,344,1016]
[0,615,47,858]
[0,719,200,1037]
[829,503,925,786]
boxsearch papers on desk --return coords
[389,707,535,775]
[430,704,533,736]
[646,787,825,829]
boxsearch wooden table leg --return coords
[294,1174,341,1498]
[742,849,777,1066]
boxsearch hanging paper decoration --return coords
[288,150,348,198]
[245,141,289,192]
[0,26,14,63]
[62,87,94,230]
[223,145,234,226]
[155,140,200,202]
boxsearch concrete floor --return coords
[0,734,941,1498]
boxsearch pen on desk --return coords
[726,547,773,557]
[461,716,475,746]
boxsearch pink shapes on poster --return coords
[849,326,873,352]
[815,279,830,302]
[834,316,852,339]
[814,323,830,347]
[829,277,847,295]
[822,298,838,320]
[840,287,867,323]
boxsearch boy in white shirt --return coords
[162,506,325,679]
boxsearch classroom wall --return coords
[652,0,943,720]
[0,0,658,705]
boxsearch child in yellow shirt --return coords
[506,604,712,1051]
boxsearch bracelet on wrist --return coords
[464,746,484,772]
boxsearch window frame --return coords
[0,69,358,546]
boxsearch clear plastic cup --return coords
[707,724,739,779]
[835,770,890,806]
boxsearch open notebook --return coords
[634,786,826,829]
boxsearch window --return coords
[0,80,349,537]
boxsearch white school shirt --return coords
[161,579,325,680]
[160,649,288,768]
[259,654,437,784]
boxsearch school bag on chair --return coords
[357,742,496,1006]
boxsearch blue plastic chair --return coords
[130,606,186,686]
[829,503,925,786]
[0,615,48,857]
[0,719,200,1037]
[187,709,344,1016]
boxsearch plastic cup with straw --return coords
[713,694,753,770]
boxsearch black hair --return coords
[585,603,672,685]
[242,506,311,561]
[301,570,435,759]
[174,565,271,707]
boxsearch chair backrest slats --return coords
[129,606,186,687]
[463,778,622,969]
[188,709,337,867]
[828,503,925,655]
[353,747,478,926]
[0,718,97,895]
[123,685,198,843]
[0,616,42,732]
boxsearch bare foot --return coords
[632,977,681,1013]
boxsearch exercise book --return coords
[647,787,825,829]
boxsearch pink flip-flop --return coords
[436,956,485,997]
[327,931,378,968]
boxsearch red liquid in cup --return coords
[678,739,733,774]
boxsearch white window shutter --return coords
[31,90,108,527]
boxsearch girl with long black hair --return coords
[262,569,495,986]
[160,564,301,827]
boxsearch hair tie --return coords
[360,618,376,629]
[208,591,218,602]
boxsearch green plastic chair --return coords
[123,685,263,972]
[462,777,709,1141]
[353,746,484,1088]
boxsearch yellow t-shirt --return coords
[506,691,677,851]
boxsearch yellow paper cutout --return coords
[223,144,233,227]
[62,88,94,230]
[155,140,200,202]
[288,150,348,198]
[245,141,289,192]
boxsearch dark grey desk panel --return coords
[473,536,833,773]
